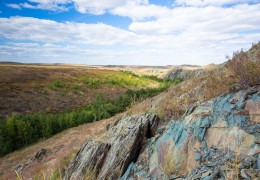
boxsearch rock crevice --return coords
[64,113,160,180]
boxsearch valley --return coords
[0,1,259,179]
[0,43,259,179]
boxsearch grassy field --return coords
[0,64,182,157]
[0,64,161,119]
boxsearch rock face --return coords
[182,144,259,179]
[122,86,260,179]
[64,86,260,180]
[166,68,206,80]
[64,114,159,180]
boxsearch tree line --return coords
[0,78,181,157]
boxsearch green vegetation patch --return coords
[49,79,65,90]
[48,71,164,92]
[0,78,182,157]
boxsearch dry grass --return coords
[223,157,241,180]
[108,45,260,128]
[33,149,78,180]
[221,135,259,180]
[83,169,97,180]
[227,51,260,89]
[0,64,160,118]
[0,113,123,179]
[222,153,258,180]
[160,144,185,177]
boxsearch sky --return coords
[0,0,259,65]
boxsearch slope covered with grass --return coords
[123,42,260,123]
[0,65,181,156]
[0,66,161,119]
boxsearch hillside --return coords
[0,114,122,179]
[164,64,217,81]
[1,64,189,158]
[0,64,163,119]
[0,42,259,179]
[64,86,260,179]
[62,42,259,179]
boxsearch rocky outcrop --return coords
[122,86,260,179]
[180,144,259,179]
[64,113,159,180]
[64,86,260,180]
[166,68,206,80]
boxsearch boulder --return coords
[31,148,47,161]
[64,113,160,180]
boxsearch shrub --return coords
[159,142,184,176]
[83,79,100,88]
[49,79,64,90]
[227,51,260,88]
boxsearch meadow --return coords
[0,64,181,156]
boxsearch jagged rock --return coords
[229,83,242,92]
[157,126,166,135]
[241,169,250,179]
[64,140,111,179]
[64,113,160,180]
[166,68,206,81]
[15,165,24,173]
[194,154,202,161]
[122,87,260,179]
[201,171,210,178]
[31,148,47,161]
[64,87,260,180]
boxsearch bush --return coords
[49,79,64,90]
[227,51,260,88]
[83,79,100,88]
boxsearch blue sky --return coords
[0,0,259,65]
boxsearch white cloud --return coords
[0,42,158,64]
[0,17,142,45]
[0,14,259,65]
[6,0,71,11]
[1,1,260,65]
[175,0,258,7]
[6,0,259,17]
[7,0,149,14]
[73,0,127,14]
[6,4,22,10]
[129,4,260,34]
[66,0,149,14]
[20,2,68,11]
[111,3,170,21]
[28,0,70,3]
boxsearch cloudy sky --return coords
[0,0,259,65]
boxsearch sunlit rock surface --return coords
[122,87,260,179]
[64,113,159,180]
[64,86,260,180]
